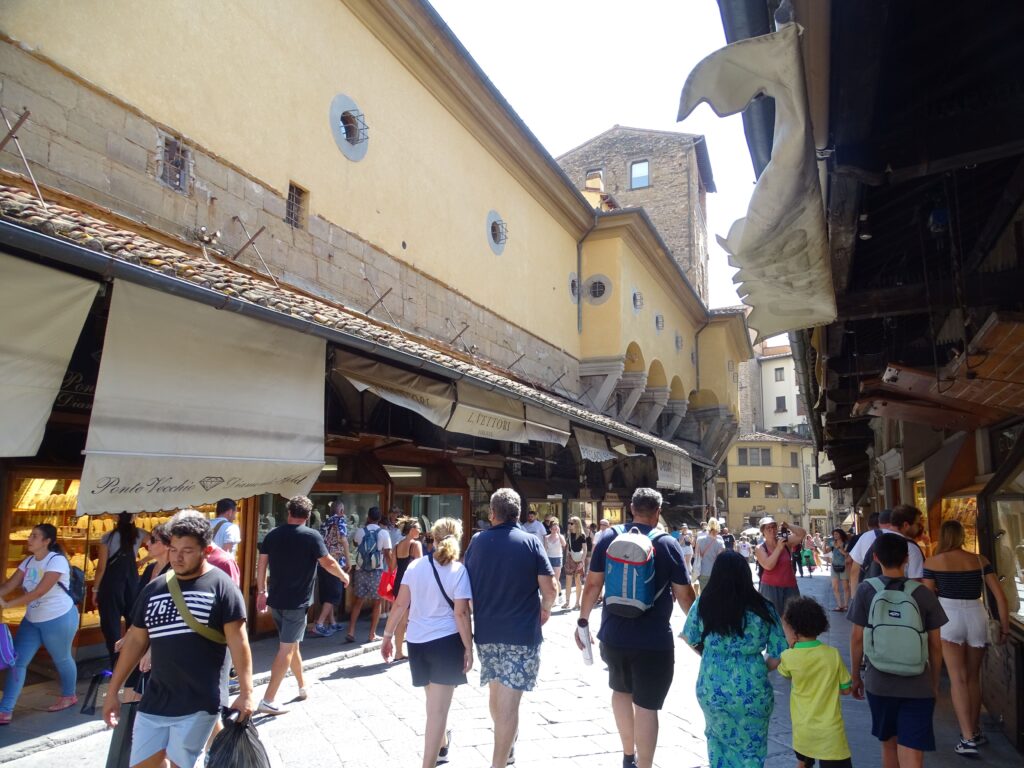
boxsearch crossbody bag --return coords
[427,554,455,609]
[978,555,1002,645]
[164,571,226,644]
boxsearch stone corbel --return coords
[609,371,647,421]
[636,386,671,432]
[579,356,625,412]
[660,400,690,441]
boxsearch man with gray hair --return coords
[256,495,349,715]
[465,488,557,768]
[578,487,695,768]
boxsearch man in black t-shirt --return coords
[103,513,253,768]
[721,527,736,551]
[256,495,348,715]
[578,488,695,768]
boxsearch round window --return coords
[568,273,579,303]
[632,291,644,311]
[655,314,665,331]
[485,210,507,255]
[590,281,606,298]
[675,333,684,351]
[329,94,369,162]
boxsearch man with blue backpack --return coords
[847,532,947,768]
[577,488,695,768]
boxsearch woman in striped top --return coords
[922,520,1010,755]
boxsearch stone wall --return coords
[0,41,580,392]
[558,126,708,303]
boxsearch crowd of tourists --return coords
[0,488,1012,768]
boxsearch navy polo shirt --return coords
[464,521,553,646]
[590,523,690,651]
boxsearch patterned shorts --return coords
[477,642,541,691]
[353,568,383,599]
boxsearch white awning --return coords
[0,252,98,457]
[332,350,454,427]
[79,280,325,515]
[574,427,618,463]
[679,458,694,493]
[524,404,570,446]
[654,449,682,491]
[678,23,836,341]
[446,382,528,443]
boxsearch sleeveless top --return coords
[394,555,413,592]
[760,542,798,588]
[923,563,993,600]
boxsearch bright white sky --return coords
[429,0,755,310]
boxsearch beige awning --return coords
[332,350,454,427]
[654,449,681,491]
[78,281,325,514]
[446,382,528,443]
[0,252,98,457]
[524,404,570,446]
[678,24,836,341]
[575,427,618,463]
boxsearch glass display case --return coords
[987,466,1024,627]
[941,487,982,554]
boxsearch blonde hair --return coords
[707,518,720,534]
[431,517,463,565]
[937,519,965,553]
[568,516,583,534]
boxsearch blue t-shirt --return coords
[591,523,690,651]
[464,521,553,646]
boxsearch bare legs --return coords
[552,566,562,604]
[316,601,336,628]
[942,640,986,741]
[395,613,409,659]
[831,577,847,609]
[488,682,522,768]
[263,641,298,704]
[347,597,383,641]
[422,683,455,768]
[611,691,658,768]
[564,568,584,608]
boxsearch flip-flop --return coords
[47,696,78,712]
[344,634,356,643]
[0,713,11,725]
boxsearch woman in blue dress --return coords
[682,550,787,768]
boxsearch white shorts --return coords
[938,597,989,648]
[130,710,219,767]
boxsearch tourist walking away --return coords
[855,505,926,582]
[922,519,1010,755]
[848,509,890,586]
[755,516,806,616]
[694,518,725,592]
[578,488,695,768]
[94,512,148,671]
[102,513,254,768]
[847,533,947,768]
[679,524,695,577]
[521,507,547,541]
[778,597,853,768]
[465,488,556,768]
[392,516,424,660]
[210,498,241,557]
[563,516,588,610]
[346,505,395,643]
[681,551,787,768]
[315,500,350,636]
[257,495,349,715]
[381,518,472,768]
[828,529,850,611]
[544,519,566,606]
[0,524,79,721]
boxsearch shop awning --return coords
[575,427,618,463]
[0,251,99,457]
[446,382,528,443]
[332,350,454,427]
[654,449,694,492]
[678,24,836,341]
[524,404,570,446]
[78,280,326,515]
[842,511,856,526]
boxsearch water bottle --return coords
[576,618,593,665]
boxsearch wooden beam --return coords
[965,155,1024,274]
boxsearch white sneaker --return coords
[297,688,308,701]
[257,699,289,715]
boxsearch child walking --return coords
[779,597,853,768]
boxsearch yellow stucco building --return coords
[721,432,814,531]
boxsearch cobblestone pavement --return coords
[4,570,1019,767]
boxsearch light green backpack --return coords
[864,577,927,676]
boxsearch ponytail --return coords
[430,517,463,565]
[115,512,137,553]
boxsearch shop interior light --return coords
[384,465,424,479]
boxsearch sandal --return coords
[0,712,11,725]
[47,695,78,712]
[344,634,356,643]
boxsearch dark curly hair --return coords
[782,596,829,639]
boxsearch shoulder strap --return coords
[865,576,885,594]
[427,554,455,609]
[211,519,228,536]
[164,571,226,644]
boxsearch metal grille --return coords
[339,110,369,145]
[589,280,606,299]
[160,136,189,192]
[286,183,306,229]
[489,219,509,245]
[655,314,665,331]
[632,291,644,310]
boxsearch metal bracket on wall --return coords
[229,217,278,288]
[363,277,406,338]
[0,107,46,208]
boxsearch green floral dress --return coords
[682,597,787,768]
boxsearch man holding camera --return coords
[753,516,806,617]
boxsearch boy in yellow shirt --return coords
[779,597,853,768]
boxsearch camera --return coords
[779,525,791,541]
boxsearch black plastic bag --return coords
[207,710,271,768]
[104,701,138,768]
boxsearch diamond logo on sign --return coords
[199,476,225,491]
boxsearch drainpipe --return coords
[577,214,598,334]
[694,314,711,392]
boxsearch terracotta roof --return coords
[735,431,812,444]
[0,182,696,460]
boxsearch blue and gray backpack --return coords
[603,525,669,618]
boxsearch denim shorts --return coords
[477,642,541,691]
[130,710,218,767]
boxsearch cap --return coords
[681,523,689,529]
[758,516,777,529]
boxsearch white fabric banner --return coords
[0,252,98,457]
[446,382,528,443]
[79,280,325,514]
[679,458,694,493]
[333,350,454,427]
[574,427,618,463]
[654,449,682,491]
[524,404,570,446]
[678,24,836,341]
